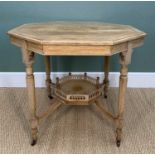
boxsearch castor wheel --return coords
[104,95,108,99]
[116,139,121,147]
[48,95,53,99]
[31,139,37,146]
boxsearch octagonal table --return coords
[8,21,146,147]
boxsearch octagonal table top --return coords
[8,21,146,46]
[8,21,146,56]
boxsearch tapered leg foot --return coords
[104,95,108,99]
[31,122,38,146]
[31,139,37,146]
[116,138,121,147]
[116,128,122,147]
[48,95,53,99]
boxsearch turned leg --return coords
[116,61,128,147]
[103,56,110,98]
[22,42,38,146]
[115,48,132,147]
[44,56,53,99]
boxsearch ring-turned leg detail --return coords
[115,47,132,147]
[45,56,53,99]
[22,42,39,146]
[103,56,110,98]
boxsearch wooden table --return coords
[8,22,146,147]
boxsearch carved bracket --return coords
[21,41,35,66]
[119,42,133,66]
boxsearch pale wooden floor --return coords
[0,88,155,153]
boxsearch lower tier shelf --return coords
[51,73,104,105]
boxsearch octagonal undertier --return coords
[51,73,104,105]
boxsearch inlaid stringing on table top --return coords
[8,21,146,55]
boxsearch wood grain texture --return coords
[8,22,146,45]
[8,22,146,56]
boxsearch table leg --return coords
[103,56,110,98]
[115,48,132,147]
[22,43,38,146]
[44,56,53,99]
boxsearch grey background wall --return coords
[0,1,155,72]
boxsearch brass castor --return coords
[48,95,53,99]
[31,139,37,146]
[104,95,107,99]
[116,139,121,147]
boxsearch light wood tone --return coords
[38,99,62,122]
[53,74,104,105]
[43,45,111,56]
[7,22,146,146]
[10,36,43,55]
[95,99,115,123]
[8,22,146,45]
[8,22,146,56]
[10,35,144,56]
[103,56,110,98]
[115,47,132,144]
[44,56,52,98]
[21,41,38,143]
